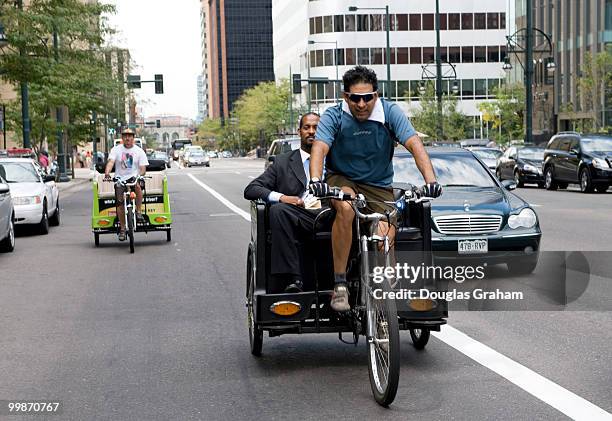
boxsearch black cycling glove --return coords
[308,179,330,197]
[422,182,443,198]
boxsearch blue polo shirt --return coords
[315,98,416,187]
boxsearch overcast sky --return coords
[106,1,201,120]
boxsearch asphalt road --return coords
[1,158,611,420]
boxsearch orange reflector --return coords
[130,192,136,200]
[98,219,110,226]
[270,301,301,316]
[154,216,167,223]
[409,299,436,312]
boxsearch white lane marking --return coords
[209,213,241,217]
[234,171,241,175]
[190,180,612,419]
[433,326,612,420]
[187,173,250,221]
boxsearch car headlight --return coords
[508,208,537,229]
[523,164,538,173]
[592,158,610,170]
[13,196,42,205]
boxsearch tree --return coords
[577,50,612,131]
[409,82,470,140]
[0,0,120,151]
[478,83,525,145]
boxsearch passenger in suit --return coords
[244,113,328,293]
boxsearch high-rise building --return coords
[196,75,207,125]
[274,0,510,133]
[513,0,612,136]
[200,0,275,120]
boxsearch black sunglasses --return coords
[345,92,377,104]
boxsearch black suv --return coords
[543,132,612,193]
[496,146,545,187]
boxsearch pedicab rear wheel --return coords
[127,208,135,253]
[94,233,100,247]
[410,328,431,350]
[166,229,172,242]
[247,261,263,356]
[366,277,400,406]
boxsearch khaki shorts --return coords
[326,173,397,225]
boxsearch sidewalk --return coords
[56,167,93,193]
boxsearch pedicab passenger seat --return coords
[94,172,165,198]
[96,173,115,199]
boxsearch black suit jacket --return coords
[244,149,307,201]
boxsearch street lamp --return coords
[348,5,391,98]
[308,39,339,101]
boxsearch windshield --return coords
[0,162,40,183]
[280,141,300,153]
[519,148,545,160]
[581,137,612,152]
[154,152,167,159]
[393,153,497,188]
[472,149,502,160]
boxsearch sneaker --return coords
[331,283,350,312]
[118,231,126,241]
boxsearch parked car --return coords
[265,138,300,169]
[0,158,60,234]
[207,151,218,159]
[154,151,172,168]
[221,151,233,158]
[0,172,16,252]
[459,139,491,148]
[184,150,210,167]
[496,146,545,187]
[467,147,503,172]
[543,132,612,193]
[394,147,541,274]
[146,151,169,171]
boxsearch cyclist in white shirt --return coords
[103,128,149,241]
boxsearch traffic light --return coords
[154,74,164,94]
[127,74,141,89]
[292,73,302,94]
[156,119,161,128]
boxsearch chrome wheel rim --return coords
[581,171,588,191]
[368,297,390,394]
[545,170,552,188]
[8,220,14,248]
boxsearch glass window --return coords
[316,83,325,100]
[345,15,356,31]
[449,46,461,63]
[500,12,506,29]
[397,81,411,98]
[388,80,397,98]
[335,48,345,66]
[488,79,500,96]
[334,15,344,32]
[310,51,316,68]
[397,47,409,64]
[345,48,356,65]
[409,14,421,30]
[500,45,507,62]
[448,13,460,30]
[462,79,474,98]
[475,13,486,29]
[475,46,487,62]
[325,82,335,100]
[423,47,435,63]
[462,13,473,30]
[358,48,370,64]
[487,46,499,62]
[461,46,474,63]
[396,14,408,30]
[410,47,422,64]
[487,13,499,29]
[315,49,324,67]
[440,46,448,62]
[370,14,383,31]
[439,13,447,30]
[357,14,369,31]
[323,15,333,33]
[371,48,383,64]
[309,17,315,35]
[475,79,487,97]
[310,84,316,102]
[384,14,396,31]
[410,81,422,98]
[315,16,323,33]
[324,49,333,66]
[388,47,396,64]
[422,13,434,30]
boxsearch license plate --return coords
[458,239,488,254]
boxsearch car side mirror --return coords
[570,148,579,155]
[0,182,9,194]
[268,156,275,163]
[501,179,517,190]
[43,175,56,182]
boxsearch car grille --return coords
[434,214,503,235]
